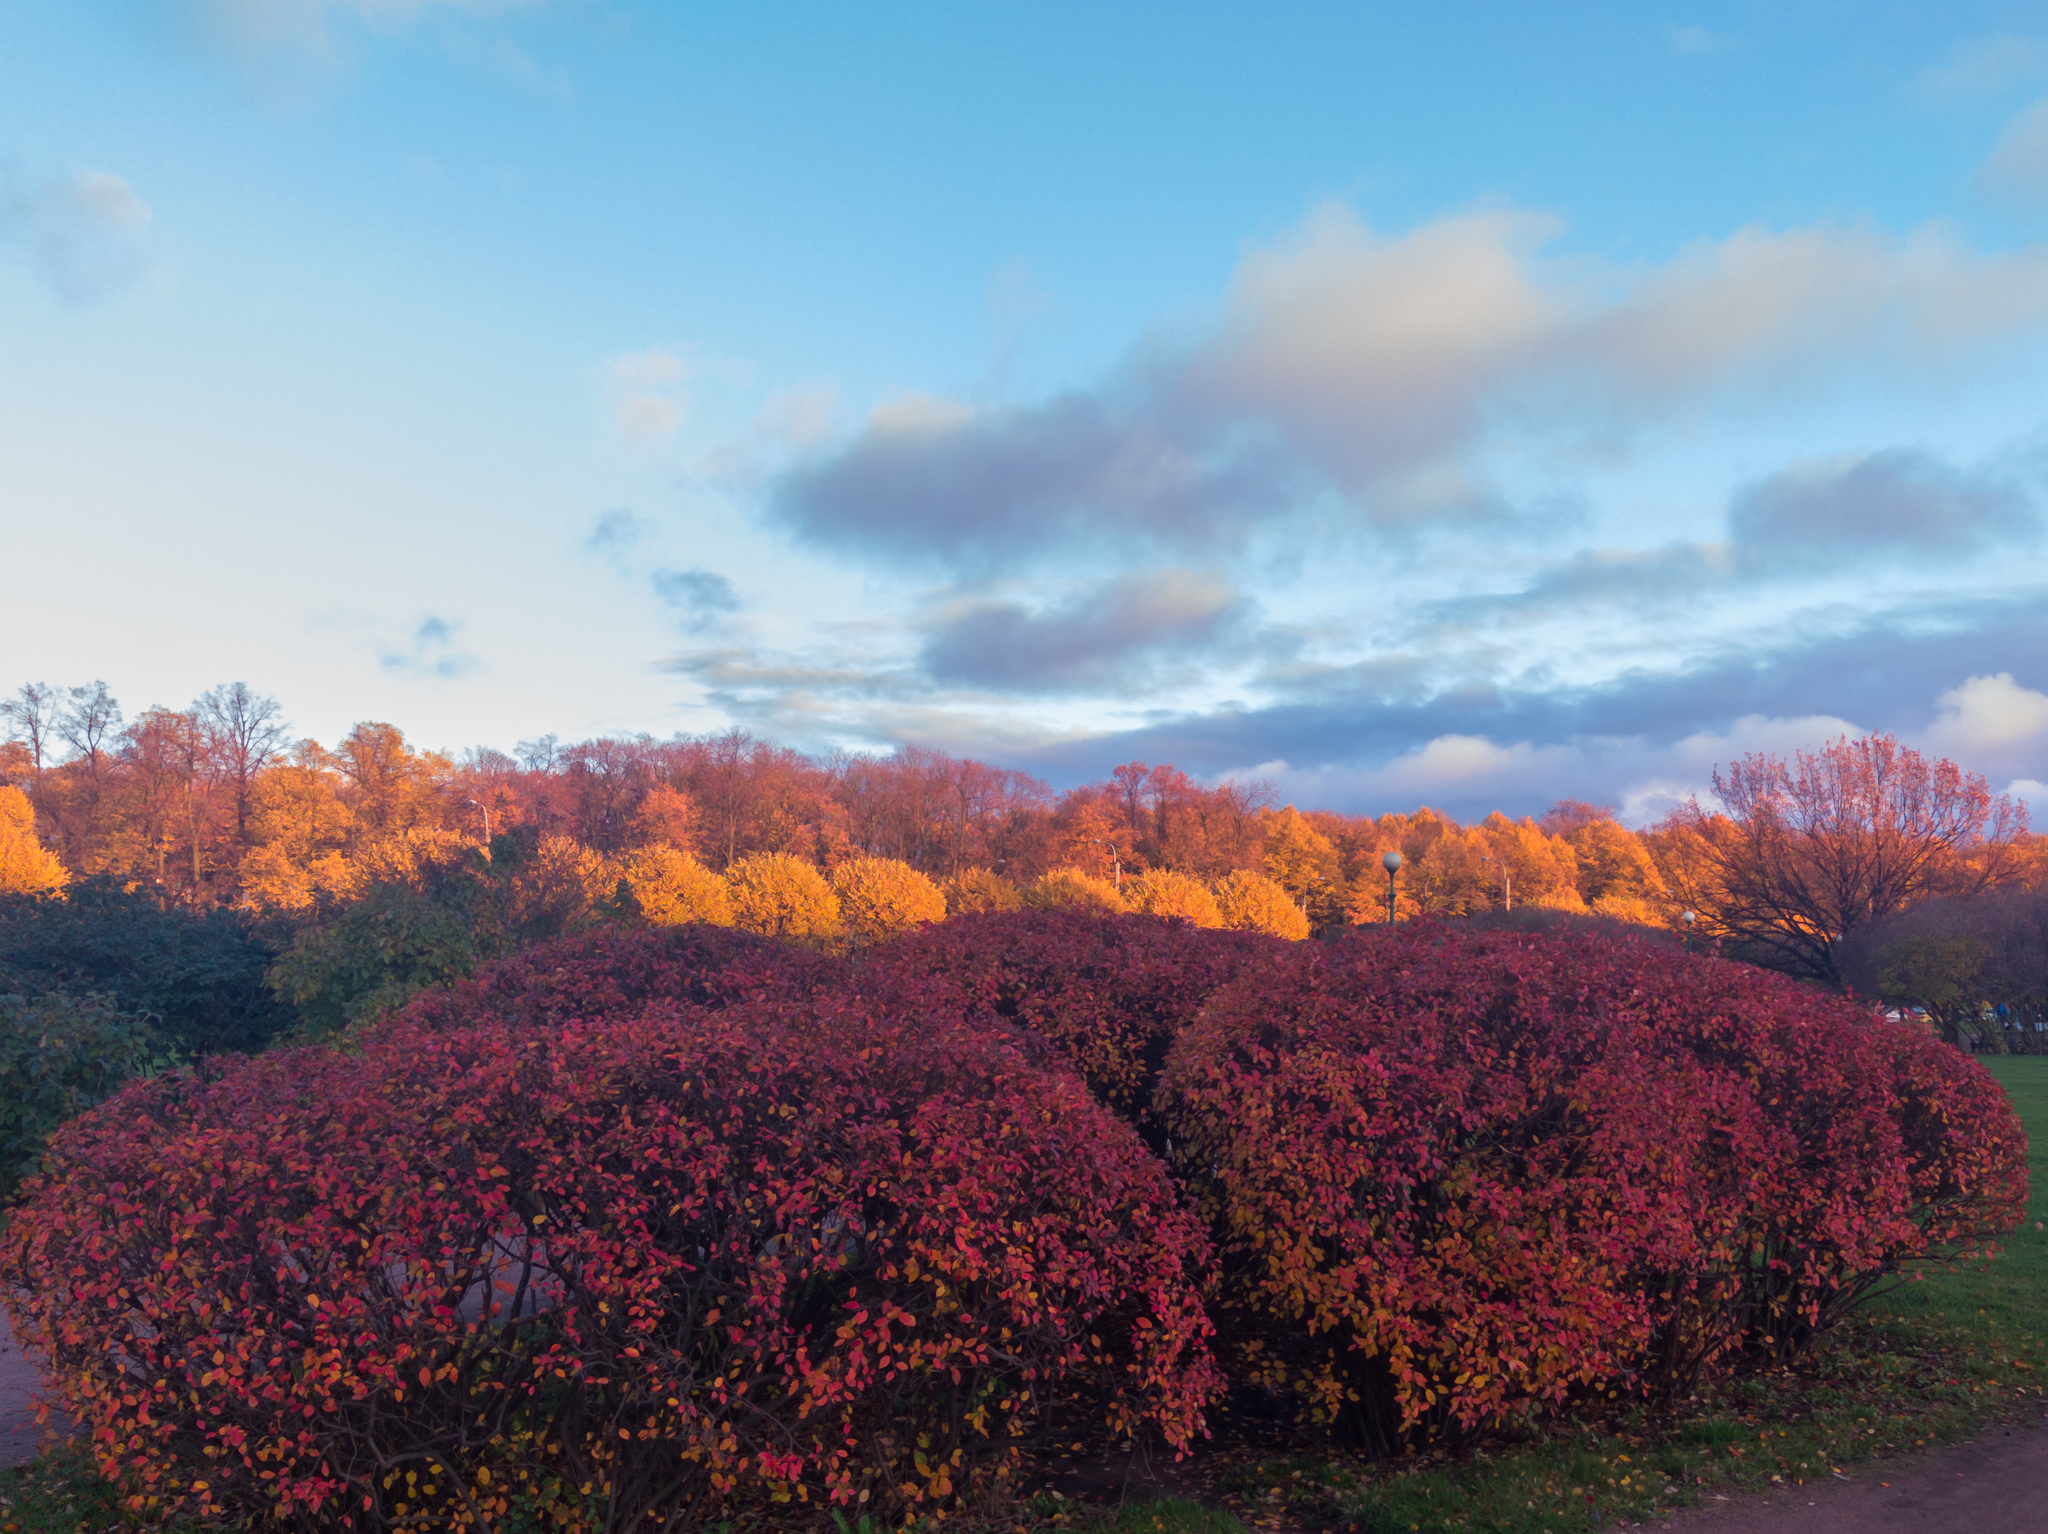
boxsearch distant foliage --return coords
[724,852,841,941]
[1,995,1220,1529]
[1123,868,1224,928]
[0,786,66,895]
[620,843,731,927]
[864,911,1288,1119]
[1157,923,2029,1450]
[1211,869,1309,940]
[831,855,947,947]
[0,989,173,1198]
[1022,866,1128,915]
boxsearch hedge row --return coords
[0,915,2028,1530]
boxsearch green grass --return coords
[6,1064,2044,1534]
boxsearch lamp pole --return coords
[1382,850,1403,925]
[1682,908,1696,953]
[1093,839,1123,891]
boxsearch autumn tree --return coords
[943,867,1022,915]
[0,786,66,896]
[197,683,287,851]
[1670,733,2028,985]
[1022,866,1128,915]
[1211,868,1309,940]
[831,855,947,947]
[1122,868,1224,928]
[622,844,732,927]
[724,852,841,940]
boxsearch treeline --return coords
[4,679,2047,1035]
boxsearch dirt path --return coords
[1655,1417,2048,1533]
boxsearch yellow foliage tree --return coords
[831,856,947,947]
[1021,866,1128,915]
[0,786,67,896]
[622,844,733,926]
[1261,805,1339,901]
[514,835,624,930]
[724,853,841,940]
[1213,868,1310,940]
[943,866,1022,915]
[1122,867,1224,928]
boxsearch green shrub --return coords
[0,989,175,1199]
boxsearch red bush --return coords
[393,922,833,1033]
[1157,922,2028,1448]
[860,911,1291,1120]
[1,992,1220,1531]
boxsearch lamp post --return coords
[1480,853,1512,912]
[466,798,492,845]
[1092,838,1123,891]
[1682,909,1696,953]
[1382,850,1403,925]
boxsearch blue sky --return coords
[6,1,2048,822]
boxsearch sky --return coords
[6,1,2048,824]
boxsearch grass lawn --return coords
[6,1062,2043,1534]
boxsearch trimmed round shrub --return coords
[723,852,840,941]
[1157,922,2028,1450]
[1,994,1222,1531]
[1021,866,1127,915]
[863,911,1289,1121]
[1123,869,1224,928]
[621,844,732,927]
[830,855,946,947]
[1211,869,1310,940]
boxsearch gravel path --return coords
[0,1304,51,1469]
[1656,1417,2048,1533]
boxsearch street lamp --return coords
[1681,909,1696,953]
[1382,850,1404,926]
[1092,838,1124,891]
[466,798,492,845]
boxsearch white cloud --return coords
[1979,98,2048,201]
[1919,33,2048,97]
[1920,672,2048,776]
[200,0,543,52]
[1667,25,1732,57]
[0,167,154,303]
[602,346,695,448]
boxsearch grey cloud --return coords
[921,570,1244,693]
[381,613,478,679]
[774,392,1303,567]
[766,206,2048,571]
[1729,449,2035,564]
[993,595,2048,807]
[0,166,153,303]
[651,567,741,634]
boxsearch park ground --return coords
[2,1058,2043,1534]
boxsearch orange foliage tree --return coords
[1667,734,2029,983]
